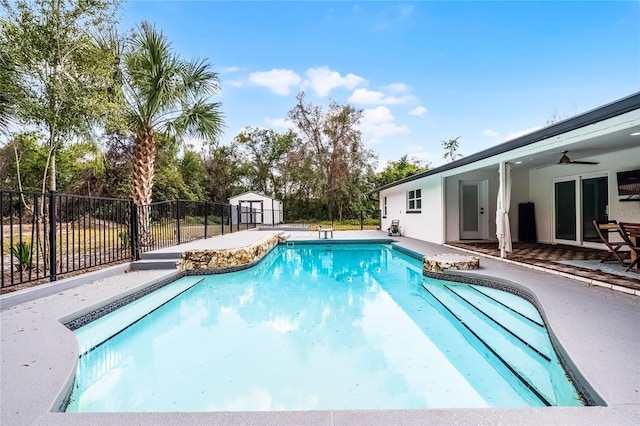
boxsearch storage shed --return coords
[228,192,283,225]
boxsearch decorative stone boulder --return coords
[423,253,480,274]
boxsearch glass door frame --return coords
[552,171,609,248]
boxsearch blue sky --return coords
[119,1,640,169]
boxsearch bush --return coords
[11,241,33,272]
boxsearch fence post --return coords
[48,191,57,282]
[176,200,181,244]
[237,205,241,232]
[221,204,225,235]
[130,199,140,261]
[360,210,364,230]
[271,199,275,227]
[379,209,382,231]
[204,202,209,239]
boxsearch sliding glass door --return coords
[553,174,608,245]
[555,181,577,241]
[582,176,608,243]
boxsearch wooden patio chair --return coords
[388,220,401,236]
[592,220,630,266]
[618,222,640,272]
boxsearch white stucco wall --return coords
[380,174,444,244]
[528,146,640,244]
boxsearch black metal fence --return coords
[1,191,257,289]
[1,191,379,289]
[254,209,380,231]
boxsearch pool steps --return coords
[423,282,581,406]
[370,249,580,406]
[74,276,203,355]
[130,251,181,270]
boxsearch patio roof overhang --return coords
[372,91,640,193]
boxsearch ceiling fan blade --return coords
[570,160,599,165]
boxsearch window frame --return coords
[406,188,422,213]
[383,196,387,218]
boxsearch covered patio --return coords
[447,240,640,293]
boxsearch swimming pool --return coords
[65,243,583,411]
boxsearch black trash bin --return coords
[518,202,537,242]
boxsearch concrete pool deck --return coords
[1,229,638,425]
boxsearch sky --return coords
[118,0,640,169]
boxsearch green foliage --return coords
[118,229,130,248]
[179,150,208,200]
[376,155,430,187]
[114,21,224,207]
[1,0,122,191]
[442,136,462,162]
[235,127,297,198]
[10,241,33,271]
[203,143,243,203]
[0,132,43,190]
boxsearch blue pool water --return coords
[66,244,582,412]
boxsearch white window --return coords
[383,196,387,217]
[407,189,422,212]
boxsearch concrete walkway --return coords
[1,229,638,425]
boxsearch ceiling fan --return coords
[557,150,599,165]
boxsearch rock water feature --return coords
[177,233,283,272]
[423,253,480,274]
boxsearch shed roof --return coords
[228,191,281,202]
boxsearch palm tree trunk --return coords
[131,128,155,246]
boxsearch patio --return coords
[447,241,640,293]
[1,230,638,425]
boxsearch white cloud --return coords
[264,117,293,130]
[221,66,241,73]
[359,106,410,139]
[249,69,301,95]
[303,66,366,96]
[225,80,243,88]
[399,4,414,20]
[384,83,410,93]
[348,88,413,106]
[409,106,427,116]
[482,129,500,137]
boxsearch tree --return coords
[442,136,462,162]
[0,36,18,135]
[179,150,208,200]
[0,133,44,191]
[203,143,242,203]
[118,21,224,241]
[376,155,429,187]
[287,91,376,219]
[1,0,121,192]
[235,127,296,198]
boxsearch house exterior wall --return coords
[380,174,444,244]
[528,146,640,244]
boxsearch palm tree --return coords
[0,40,17,135]
[122,21,224,243]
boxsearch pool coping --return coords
[1,230,639,425]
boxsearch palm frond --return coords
[173,99,225,141]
